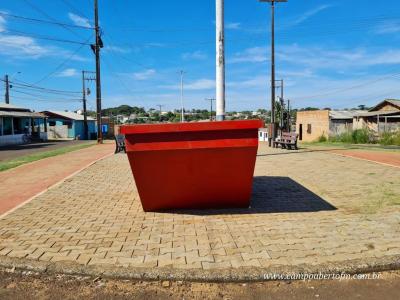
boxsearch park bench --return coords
[273,132,298,150]
[114,134,126,153]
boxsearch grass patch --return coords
[300,141,400,153]
[0,142,96,172]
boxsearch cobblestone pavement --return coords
[0,143,114,215]
[0,144,399,272]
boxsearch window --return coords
[13,118,23,134]
[49,121,56,126]
[3,117,12,135]
[307,124,312,134]
[62,121,73,129]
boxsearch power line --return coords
[34,36,92,84]
[22,0,86,39]
[4,29,91,45]
[60,0,91,21]
[0,11,93,29]
[11,84,81,97]
[294,72,400,101]
[11,89,82,102]
[0,78,81,95]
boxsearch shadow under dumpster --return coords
[161,176,337,215]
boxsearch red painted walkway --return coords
[0,143,114,215]
[332,149,400,168]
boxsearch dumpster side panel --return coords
[127,146,257,211]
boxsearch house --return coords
[296,110,362,142]
[353,99,400,134]
[258,128,269,142]
[0,103,47,146]
[42,111,96,140]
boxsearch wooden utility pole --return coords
[82,71,96,140]
[94,0,103,143]
[259,0,287,145]
[179,70,185,123]
[205,98,216,121]
[4,75,10,104]
[276,79,284,130]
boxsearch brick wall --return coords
[296,110,330,142]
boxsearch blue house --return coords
[42,111,97,140]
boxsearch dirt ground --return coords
[0,270,399,300]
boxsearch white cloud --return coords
[0,35,51,58]
[289,5,332,26]
[161,79,215,91]
[375,20,400,34]
[103,45,131,54]
[230,47,268,63]
[0,16,6,32]
[226,22,241,30]
[182,50,207,60]
[0,14,87,61]
[231,44,400,70]
[133,69,156,80]
[68,13,91,28]
[57,68,79,77]
[185,79,214,90]
[276,44,400,69]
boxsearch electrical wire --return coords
[33,36,93,84]
[11,89,82,102]
[60,0,91,21]
[0,11,93,30]
[22,0,86,39]
[3,28,91,45]
[11,79,81,94]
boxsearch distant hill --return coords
[102,105,146,116]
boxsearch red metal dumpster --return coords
[120,120,263,212]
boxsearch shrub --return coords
[329,129,375,144]
[379,130,400,146]
[352,129,373,144]
[317,135,327,142]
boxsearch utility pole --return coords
[179,70,185,123]
[157,105,164,123]
[93,0,103,143]
[276,79,284,130]
[216,0,225,121]
[205,98,216,121]
[287,99,291,132]
[4,75,9,104]
[259,0,287,146]
[82,71,96,140]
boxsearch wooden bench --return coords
[114,134,126,153]
[273,132,298,150]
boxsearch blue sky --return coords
[1,0,400,112]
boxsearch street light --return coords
[259,0,287,146]
[10,71,22,81]
[178,70,186,123]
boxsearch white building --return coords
[0,103,48,146]
[258,128,269,142]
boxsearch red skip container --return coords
[120,120,264,212]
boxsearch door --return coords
[299,124,303,141]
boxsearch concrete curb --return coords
[0,255,399,282]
